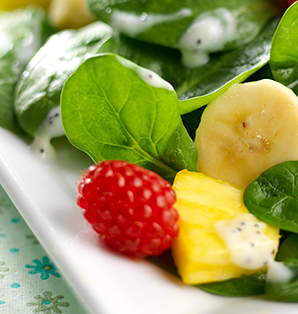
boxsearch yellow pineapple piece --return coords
[171,170,280,285]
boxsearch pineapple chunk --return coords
[171,170,280,285]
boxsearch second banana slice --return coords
[195,79,298,188]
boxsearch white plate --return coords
[0,126,298,314]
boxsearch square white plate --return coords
[0,126,298,314]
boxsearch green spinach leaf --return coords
[87,0,276,63]
[98,18,279,116]
[243,161,298,233]
[61,53,197,182]
[270,2,298,94]
[149,249,266,296]
[265,234,298,302]
[276,233,298,262]
[178,17,279,115]
[98,34,192,94]
[266,259,298,302]
[199,273,266,297]
[0,50,22,133]
[0,6,52,133]
[14,21,113,137]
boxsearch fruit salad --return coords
[1,0,298,304]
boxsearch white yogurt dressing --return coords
[116,55,174,91]
[30,106,64,158]
[110,8,192,37]
[109,6,262,68]
[215,213,294,283]
[266,258,293,283]
[214,213,278,270]
[177,8,237,68]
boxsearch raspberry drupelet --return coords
[77,160,179,258]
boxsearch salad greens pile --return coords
[244,161,298,234]
[2,0,298,302]
[14,21,113,137]
[0,6,52,133]
[87,0,276,61]
[9,5,280,142]
[270,3,298,94]
[61,53,197,183]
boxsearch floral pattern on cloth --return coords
[27,291,70,314]
[0,185,90,314]
[26,256,62,280]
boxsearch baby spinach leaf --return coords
[147,249,180,277]
[177,17,279,115]
[0,50,22,133]
[149,249,266,296]
[14,21,113,137]
[98,18,279,116]
[266,259,298,302]
[98,34,194,94]
[87,0,276,65]
[276,233,298,262]
[61,53,197,182]
[243,161,298,233]
[265,234,298,302]
[181,106,206,140]
[199,273,266,297]
[0,6,51,133]
[270,2,298,94]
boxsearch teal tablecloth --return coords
[0,185,91,314]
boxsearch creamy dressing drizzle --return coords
[214,213,278,270]
[177,8,237,68]
[110,8,192,37]
[116,55,174,91]
[30,106,64,159]
[266,259,293,283]
[110,7,255,68]
[215,213,294,283]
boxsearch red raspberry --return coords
[77,160,179,258]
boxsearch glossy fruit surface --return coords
[171,170,280,284]
[77,160,179,258]
[195,79,298,188]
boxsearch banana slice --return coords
[48,0,95,29]
[195,79,298,188]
